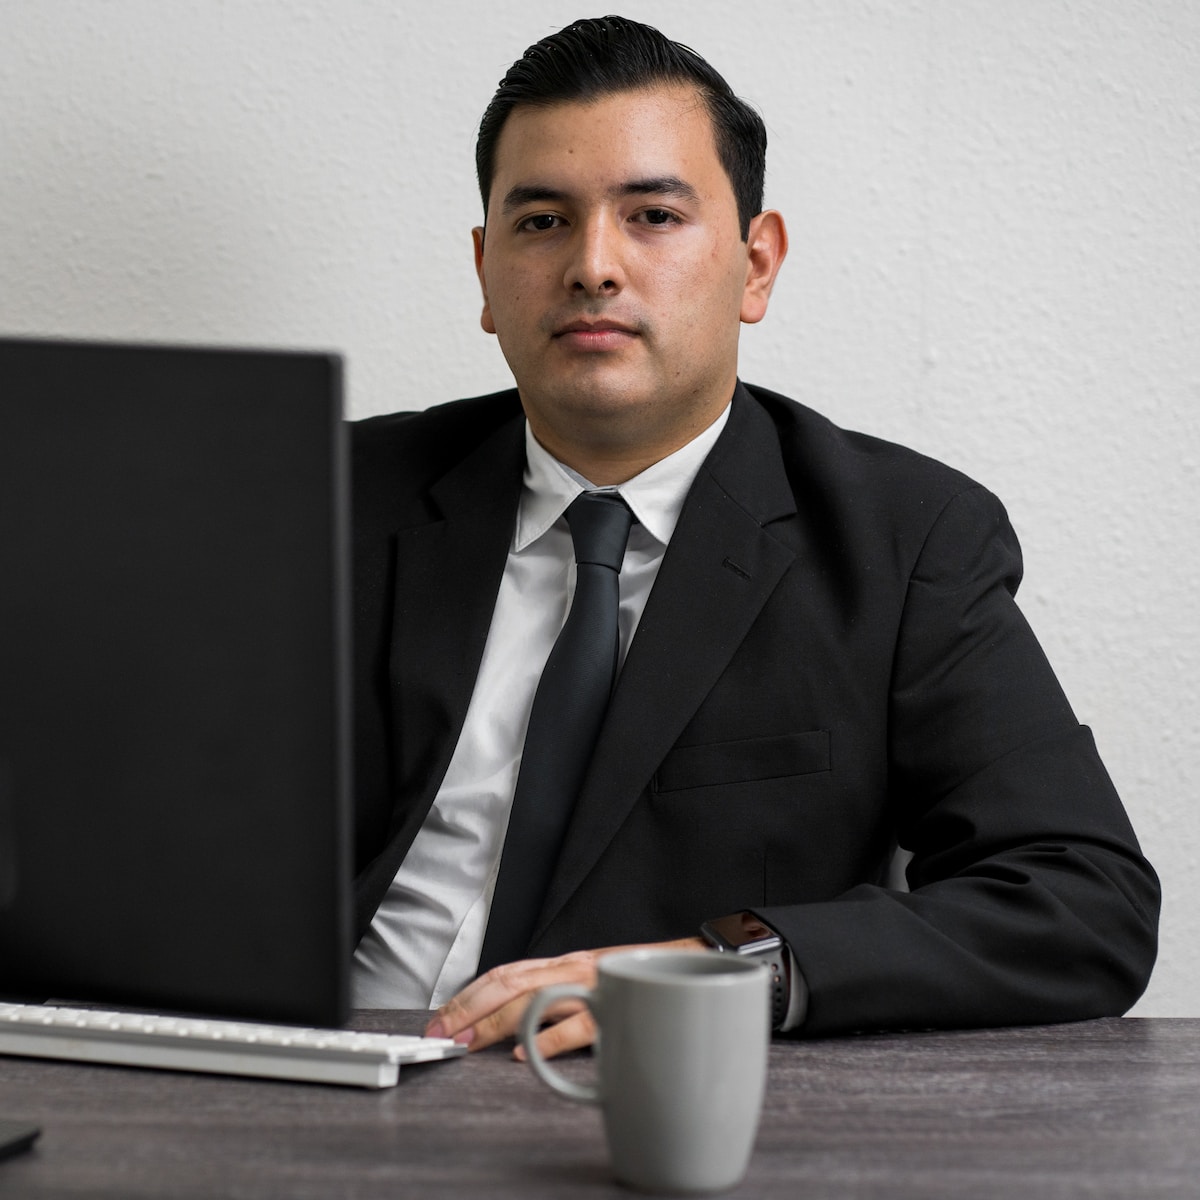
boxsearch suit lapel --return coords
[378,415,526,865]
[533,386,798,942]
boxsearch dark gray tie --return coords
[477,491,634,973]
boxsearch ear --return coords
[740,210,788,325]
[473,226,496,335]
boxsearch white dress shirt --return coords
[351,406,731,1009]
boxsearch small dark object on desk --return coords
[0,1119,40,1161]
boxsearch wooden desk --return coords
[0,1015,1196,1197]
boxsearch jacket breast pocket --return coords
[653,730,831,794]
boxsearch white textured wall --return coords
[3,1,1197,1016]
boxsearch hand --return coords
[425,937,707,1061]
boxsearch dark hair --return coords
[476,15,767,240]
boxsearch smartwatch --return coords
[699,911,790,1030]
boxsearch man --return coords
[350,16,1158,1059]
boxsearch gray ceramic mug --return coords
[519,948,770,1194]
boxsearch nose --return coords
[564,213,625,297]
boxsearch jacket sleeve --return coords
[755,485,1160,1036]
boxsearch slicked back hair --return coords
[476,15,767,241]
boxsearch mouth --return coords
[552,319,640,351]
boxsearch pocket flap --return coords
[654,730,831,793]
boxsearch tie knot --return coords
[566,491,633,571]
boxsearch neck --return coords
[525,399,733,487]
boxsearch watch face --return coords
[703,911,782,953]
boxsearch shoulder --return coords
[739,382,1013,573]
[744,383,978,500]
[351,388,523,483]
[743,382,997,517]
[349,388,524,534]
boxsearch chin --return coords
[555,388,657,428]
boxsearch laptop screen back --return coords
[0,337,351,1027]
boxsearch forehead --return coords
[488,84,726,203]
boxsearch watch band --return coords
[757,944,790,1031]
[699,911,790,1030]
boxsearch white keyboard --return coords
[0,1002,466,1088]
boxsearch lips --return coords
[553,318,637,337]
[552,318,640,351]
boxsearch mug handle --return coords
[519,982,601,1105]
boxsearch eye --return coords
[636,208,681,227]
[518,213,563,232]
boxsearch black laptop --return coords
[0,337,352,1028]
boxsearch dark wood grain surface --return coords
[0,1015,1195,1198]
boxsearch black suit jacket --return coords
[351,382,1159,1036]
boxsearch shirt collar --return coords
[514,403,732,552]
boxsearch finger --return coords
[530,996,588,1025]
[425,957,547,1039]
[469,993,589,1054]
[463,988,533,1052]
[464,957,599,1051]
[425,939,705,1046]
[426,951,597,1042]
[514,1007,598,1062]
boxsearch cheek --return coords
[485,283,525,336]
[665,254,745,334]
[674,237,745,304]
[487,263,546,324]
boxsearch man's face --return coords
[474,84,783,477]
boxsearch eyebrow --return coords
[620,176,701,204]
[499,175,701,214]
